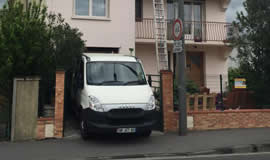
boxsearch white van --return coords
[71,53,157,139]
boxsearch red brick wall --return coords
[36,118,54,140]
[36,70,65,139]
[160,70,175,132]
[189,110,270,130]
[160,70,270,132]
[164,107,270,132]
[54,70,65,138]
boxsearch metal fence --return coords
[147,74,162,109]
[0,96,10,141]
[136,18,231,42]
[38,78,55,118]
[146,74,163,132]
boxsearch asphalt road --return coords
[117,152,270,160]
[1,128,270,160]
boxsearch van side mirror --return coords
[148,75,152,87]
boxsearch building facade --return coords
[135,0,232,92]
[45,0,135,54]
[3,0,232,93]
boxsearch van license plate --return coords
[117,128,136,133]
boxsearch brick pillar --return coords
[161,70,174,132]
[54,70,65,138]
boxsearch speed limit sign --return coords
[173,19,183,40]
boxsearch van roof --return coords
[83,53,137,62]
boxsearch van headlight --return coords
[89,96,104,112]
[146,96,156,111]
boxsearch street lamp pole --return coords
[175,0,187,136]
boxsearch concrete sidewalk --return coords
[1,128,270,160]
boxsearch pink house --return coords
[19,0,232,93]
[135,0,232,93]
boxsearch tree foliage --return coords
[173,79,199,105]
[0,1,85,103]
[230,0,270,105]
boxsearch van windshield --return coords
[86,62,147,86]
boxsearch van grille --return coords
[107,109,145,125]
[107,108,144,119]
[108,118,145,126]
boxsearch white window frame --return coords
[184,1,204,38]
[72,0,110,21]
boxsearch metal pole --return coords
[220,74,224,110]
[176,0,187,136]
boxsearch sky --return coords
[226,0,245,67]
[226,0,245,22]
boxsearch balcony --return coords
[136,19,231,43]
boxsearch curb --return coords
[86,143,270,160]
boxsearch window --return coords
[135,0,143,21]
[184,3,192,34]
[74,0,109,17]
[0,0,6,9]
[167,0,176,20]
[86,62,147,86]
[92,0,106,16]
[86,47,119,53]
[75,0,89,16]
[184,2,203,35]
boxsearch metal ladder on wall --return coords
[153,0,169,71]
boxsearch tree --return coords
[0,1,85,106]
[230,0,270,105]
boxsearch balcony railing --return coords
[136,19,231,42]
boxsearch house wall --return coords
[143,0,154,19]
[205,0,226,22]
[136,43,158,75]
[45,0,135,55]
[138,0,230,93]
[136,43,229,93]
[184,45,229,93]
[203,46,229,92]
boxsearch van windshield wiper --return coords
[89,81,125,85]
[124,80,146,85]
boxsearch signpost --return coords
[173,19,183,40]
[173,19,183,53]
[175,0,187,136]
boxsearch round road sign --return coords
[173,19,183,40]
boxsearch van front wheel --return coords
[80,120,89,140]
[141,130,152,137]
